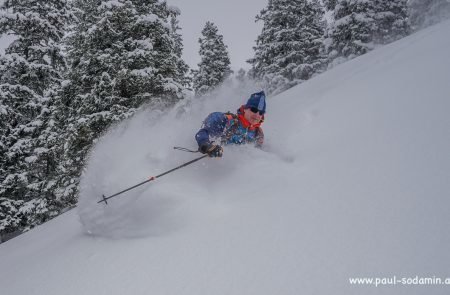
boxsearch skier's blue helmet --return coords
[245,91,266,114]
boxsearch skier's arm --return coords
[195,112,227,150]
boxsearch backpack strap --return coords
[224,111,237,119]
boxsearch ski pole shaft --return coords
[98,154,208,204]
[173,146,200,153]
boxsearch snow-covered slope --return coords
[1,20,450,295]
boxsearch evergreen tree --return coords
[192,21,232,96]
[323,0,337,11]
[0,0,71,234]
[325,0,410,65]
[170,12,191,89]
[235,68,247,84]
[57,0,188,202]
[408,0,450,30]
[248,0,326,95]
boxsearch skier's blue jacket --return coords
[195,106,264,149]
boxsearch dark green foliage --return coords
[325,0,410,65]
[0,0,189,236]
[0,0,72,234]
[56,0,188,205]
[248,0,326,94]
[192,21,232,96]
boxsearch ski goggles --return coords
[249,107,265,116]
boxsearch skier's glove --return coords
[199,143,223,158]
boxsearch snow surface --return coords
[1,20,450,295]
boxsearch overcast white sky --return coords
[166,0,266,72]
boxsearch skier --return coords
[195,91,266,157]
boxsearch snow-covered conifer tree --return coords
[325,0,410,66]
[408,0,450,30]
[0,0,71,234]
[235,68,247,84]
[192,21,232,96]
[57,0,188,202]
[170,12,191,89]
[248,0,326,95]
[323,0,337,10]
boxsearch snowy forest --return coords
[0,0,449,242]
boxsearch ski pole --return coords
[173,146,200,153]
[98,154,208,204]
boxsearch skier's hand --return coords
[200,144,223,158]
